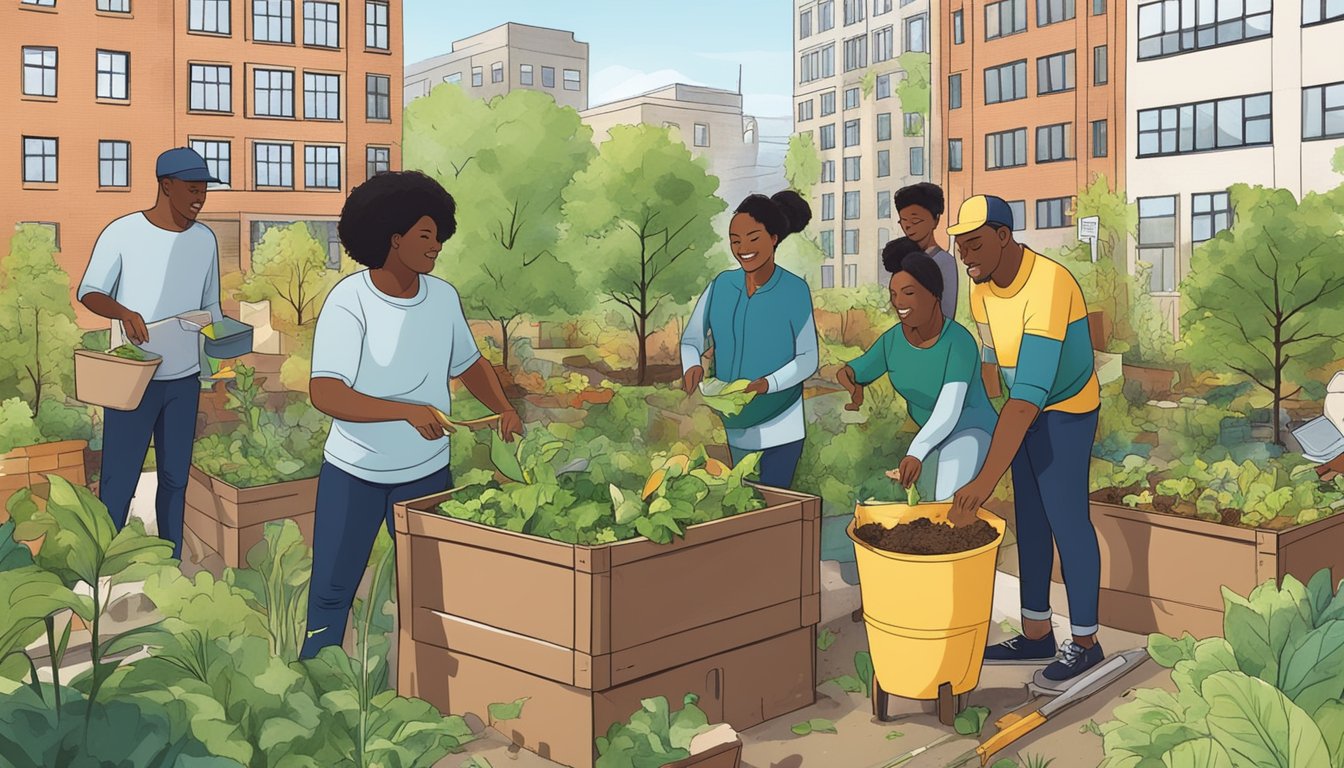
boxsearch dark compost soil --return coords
[856,518,999,556]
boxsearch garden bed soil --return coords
[392,485,820,768]
[182,467,317,572]
[854,519,999,555]
[0,440,88,516]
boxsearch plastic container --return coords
[848,501,1005,721]
[201,317,254,359]
[73,348,162,411]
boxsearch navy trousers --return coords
[729,440,806,490]
[300,461,452,659]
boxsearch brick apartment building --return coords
[3,0,402,327]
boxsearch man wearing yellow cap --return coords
[944,194,1104,683]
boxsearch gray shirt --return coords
[927,245,959,321]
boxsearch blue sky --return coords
[402,0,794,120]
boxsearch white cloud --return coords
[589,65,706,106]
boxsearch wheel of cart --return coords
[849,501,1006,728]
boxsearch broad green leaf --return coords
[1203,670,1331,768]
[887,730,905,740]
[828,675,866,694]
[1278,620,1344,717]
[1306,570,1338,627]
[955,706,992,736]
[817,628,837,651]
[790,718,837,735]
[1313,699,1344,768]
[490,430,526,483]
[1171,638,1239,700]
[667,698,710,750]
[1221,577,1313,684]
[488,697,529,722]
[0,521,34,573]
[0,567,83,670]
[1149,633,1198,668]
[1161,738,1234,768]
[856,651,875,698]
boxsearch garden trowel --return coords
[430,408,501,431]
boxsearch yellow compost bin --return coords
[848,501,1005,720]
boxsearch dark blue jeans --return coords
[99,375,200,560]
[1013,408,1102,636]
[729,440,805,490]
[300,461,452,659]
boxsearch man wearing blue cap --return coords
[944,194,1104,683]
[78,147,225,560]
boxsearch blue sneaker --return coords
[983,632,1057,664]
[1043,640,1106,682]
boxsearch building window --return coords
[843,264,859,287]
[366,73,390,120]
[254,68,294,117]
[254,0,294,43]
[98,140,130,187]
[1037,0,1076,26]
[1192,191,1232,243]
[798,99,814,121]
[1137,92,1272,156]
[1092,119,1109,156]
[189,139,231,186]
[471,66,483,87]
[876,0,895,13]
[22,47,57,98]
[986,127,1028,169]
[844,156,862,181]
[910,146,926,176]
[800,8,813,38]
[821,265,835,288]
[845,87,861,110]
[905,14,929,51]
[303,1,338,47]
[693,123,710,147]
[1036,122,1074,162]
[444,72,462,85]
[878,149,891,177]
[542,66,556,88]
[878,192,892,219]
[843,228,860,255]
[1303,81,1344,139]
[820,124,836,150]
[519,64,534,86]
[1037,51,1076,95]
[1007,200,1027,230]
[491,62,503,84]
[1138,196,1178,292]
[819,0,835,30]
[1304,0,1344,23]
[1137,0,1272,60]
[190,0,231,33]
[96,50,130,100]
[877,73,892,99]
[365,1,389,49]
[22,0,57,6]
[1036,197,1073,229]
[820,230,835,258]
[98,0,130,12]
[903,112,924,136]
[821,91,837,116]
[845,0,866,25]
[254,142,293,187]
[822,193,836,221]
[948,138,964,171]
[563,69,582,92]
[985,0,1028,38]
[821,160,836,182]
[1094,45,1108,85]
[844,119,861,147]
[304,145,340,189]
[23,137,58,183]
[877,112,893,140]
[949,73,962,109]
[844,34,869,71]
[844,191,861,219]
[303,72,339,119]
[189,64,232,112]
[985,60,1028,104]
[953,9,965,42]
[873,25,895,61]
[1094,0,1106,12]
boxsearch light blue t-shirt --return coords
[77,212,223,380]
[311,271,481,484]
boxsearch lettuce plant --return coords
[595,694,718,768]
[192,365,327,488]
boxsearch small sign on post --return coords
[1078,216,1100,262]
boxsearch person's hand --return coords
[496,409,524,442]
[746,378,770,396]
[119,308,150,345]
[891,456,922,489]
[838,367,865,411]
[403,404,453,441]
[683,365,704,395]
[949,478,992,527]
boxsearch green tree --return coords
[237,223,333,334]
[784,133,823,201]
[1333,145,1344,175]
[406,87,597,369]
[0,224,82,411]
[563,125,725,385]
[1071,173,1137,264]
[895,53,931,119]
[1182,184,1344,445]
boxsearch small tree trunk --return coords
[32,307,42,411]
[499,318,510,370]
[637,310,649,386]
[1272,323,1285,447]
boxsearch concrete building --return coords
[403,23,588,110]
[1126,0,1344,326]
[940,0,1127,255]
[794,0,939,288]
[6,0,403,327]
[581,84,762,207]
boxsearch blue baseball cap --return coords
[947,195,1016,235]
[155,147,220,182]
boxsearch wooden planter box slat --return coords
[183,466,317,570]
[0,440,88,516]
[1084,499,1344,637]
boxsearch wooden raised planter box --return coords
[0,440,88,515]
[183,466,317,571]
[393,486,821,768]
[1082,499,1344,637]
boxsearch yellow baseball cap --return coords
[947,195,1016,235]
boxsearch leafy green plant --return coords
[790,717,838,736]
[487,697,529,726]
[595,694,718,767]
[698,378,758,418]
[108,343,152,361]
[225,520,311,661]
[193,365,328,488]
[817,627,837,651]
[1018,755,1055,768]
[955,705,992,736]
